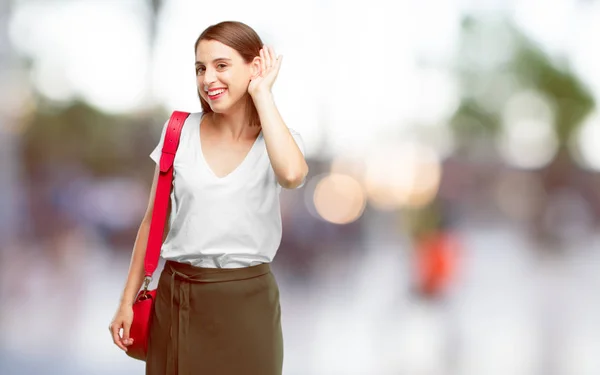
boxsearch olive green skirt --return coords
[146,260,283,375]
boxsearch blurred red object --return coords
[415,231,460,298]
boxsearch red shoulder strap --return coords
[145,111,190,277]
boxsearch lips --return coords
[207,88,227,101]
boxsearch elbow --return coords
[280,175,303,189]
[279,165,308,189]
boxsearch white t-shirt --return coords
[149,112,305,268]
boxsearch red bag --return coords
[126,111,190,361]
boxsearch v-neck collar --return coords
[195,113,263,182]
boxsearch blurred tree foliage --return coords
[19,0,168,181]
[21,98,168,178]
[451,16,594,149]
[406,16,596,242]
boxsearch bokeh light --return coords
[312,173,366,225]
[571,111,600,171]
[497,90,559,169]
[363,141,442,210]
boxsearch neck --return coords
[209,96,258,141]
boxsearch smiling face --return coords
[195,39,259,115]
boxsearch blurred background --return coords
[1,0,600,374]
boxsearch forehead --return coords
[195,40,243,63]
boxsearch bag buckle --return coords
[139,276,152,300]
[143,276,152,291]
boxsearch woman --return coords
[109,20,308,375]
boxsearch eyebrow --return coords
[195,58,232,65]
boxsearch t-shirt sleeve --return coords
[290,128,305,156]
[149,119,170,164]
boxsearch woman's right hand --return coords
[109,305,134,352]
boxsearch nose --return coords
[202,67,217,89]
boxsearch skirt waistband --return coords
[164,260,271,283]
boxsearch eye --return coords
[196,66,205,75]
[217,63,227,70]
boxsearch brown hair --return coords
[195,21,263,127]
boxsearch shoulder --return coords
[168,111,202,132]
[182,111,202,126]
[156,111,202,141]
[185,111,203,123]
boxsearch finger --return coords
[263,45,271,70]
[259,49,266,76]
[122,321,133,346]
[269,46,277,67]
[111,323,128,352]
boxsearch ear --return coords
[250,56,261,80]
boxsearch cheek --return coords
[223,71,249,92]
[221,70,240,85]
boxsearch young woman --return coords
[109,21,308,375]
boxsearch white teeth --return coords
[208,89,225,96]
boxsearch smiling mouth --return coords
[207,88,227,100]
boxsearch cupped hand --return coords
[248,45,282,97]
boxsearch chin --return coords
[208,102,229,114]
[210,98,244,115]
